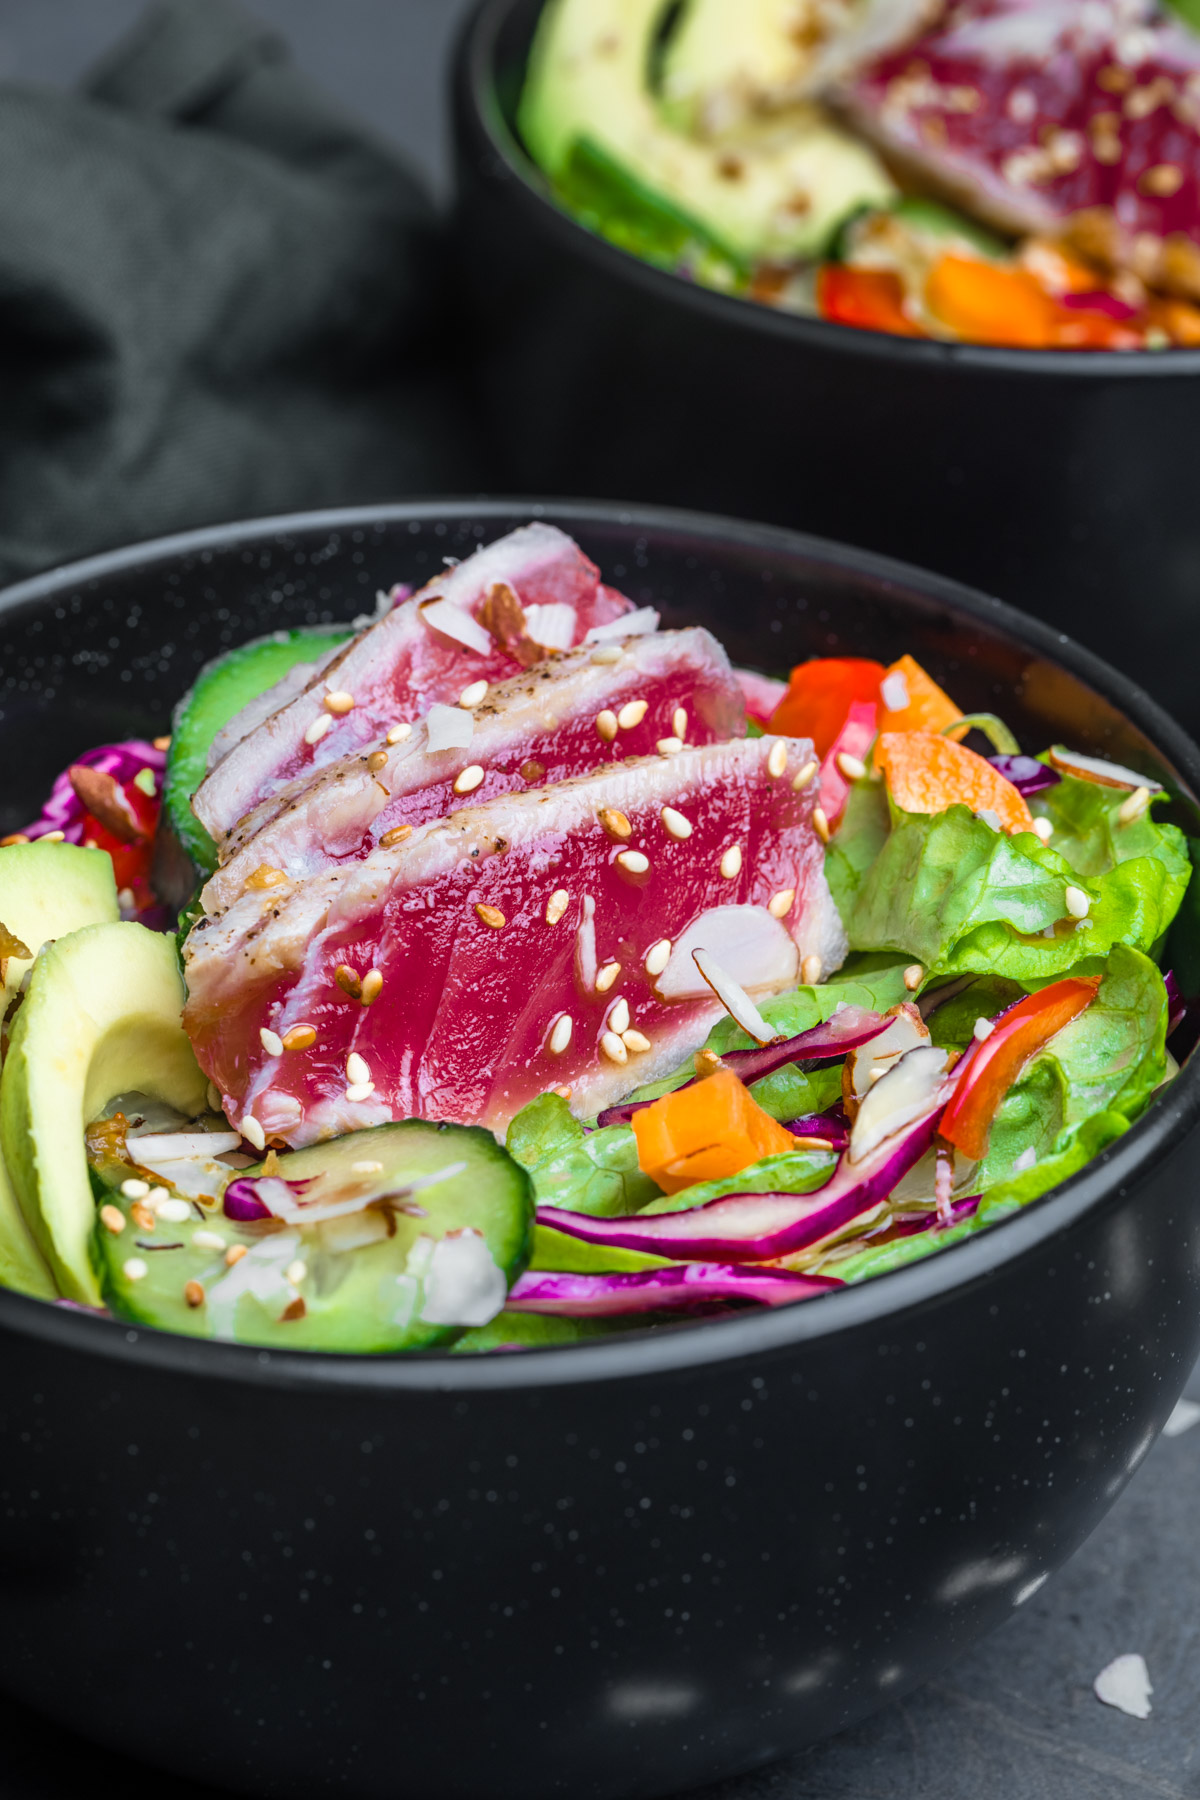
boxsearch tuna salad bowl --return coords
[0,503,1196,1357]
[1,503,1200,1798]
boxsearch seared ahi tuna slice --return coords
[203,628,745,914]
[839,0,1200,296]
[182,738,843,1143]
[192,524,633,846]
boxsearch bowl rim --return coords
[3,494,1199,1395]
[453,0,1200,381]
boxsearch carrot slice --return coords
[939,976,1102,1160]
[925,254,1057,348]
[875,730,1034,834]
[632,1066,797,1196]
[818,266,925,337]
[878,654,966,739]
[769,658,884,760]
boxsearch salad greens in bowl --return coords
[1,502,1199,1800]
[0,514,1192,1356]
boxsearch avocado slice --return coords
[519,0,893,264]
[93,1121,534,1351]
[160,626,352,897]
[659,0,826,134]
[0,841,118,1020]
[1,922,208,1304]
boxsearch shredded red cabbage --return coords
[506,1263,841,1317]
[986,754,1060,797]
[22,740,166,843]
[1165,969,1186,1037]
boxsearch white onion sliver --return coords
[584,608,660,643]
[425,703,475,752]
[522,603,577,650]
[849,1046,950,1165]
[419,596,492,656]
[130,1131,242,1160]
[655,905,798,1001]
[1048,746,1162,792]
[691,948,775,1045]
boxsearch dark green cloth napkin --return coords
[0,0,472,586]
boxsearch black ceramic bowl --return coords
[1,500,1199,1800]
[452,0,1200,739]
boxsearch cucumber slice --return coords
[1,922,208,1304]
[93,1122,534,1352]
[162,627,351,886]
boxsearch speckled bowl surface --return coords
[0,499,1198,1800]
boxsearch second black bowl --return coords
[452,0,1200,739]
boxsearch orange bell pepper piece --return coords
[925,254,1057,348]
[878,654,966,740]
[875,730,1034,834]
[939,976,1102,1160]
[632,1066,797,1196]
[768,657,884,759]
[817,265,925,337]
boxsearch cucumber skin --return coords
[95,1122,536,1353]
[164,627,351,881]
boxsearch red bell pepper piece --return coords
[939,975,1102,1162]
[818,700,879,829]
[817,265,925,338]
[769,658,884,761]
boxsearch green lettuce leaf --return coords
[640,1146,836,1216]
[1042,942,1168,1127]
[825,777,890,921]
[506,1093,659,1218]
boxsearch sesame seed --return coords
[548,1013,573,1055]
[157,1198,192,1224]
[768,889,795,919]
[673,707,688,740]
[591,645,622,665]
[184,1280,205,1309]
[903,964,924,992]
[0,834,30,846]
[622,1029,651,1054]
[600,1031,628,1065]
[130,1202,156,1231]
[352,1160,384,1174]
[792,1135,834,1151]
[617,699,648,730]
[259,1027,284,1057]
[694,1049,722,1075]
[345,1081,375,1103]
[1118,786,1151,824]
[282,1024,317,1051]
[454,765,485,796]
[360,969,383,1004]
[719,845,742,879]
[656,737,683,756]
[617,849,650,875]
[1064,885,1090,920]
[458,679,489,708]
[596,961,622,992]
[281,1297,307,1322]
[147,1187,170,1207]
[608,997,631,1035]
[595,710,619,743]
[367,750,389,774]
[380,824,413,849]
[801,954,823,986]
[194,1231,226,1252]
[546,888,570,925]
[225,1244,247,1266]
[121,1178,149,1200]
[793,760,818,792]
[644,939,672,976]
[1141,162,1184,197]
[475,903,506,929]
[551,1084,573,1100]
[661,806,692,840]
[599,807,632,841]
[324,690,355,715]
[117,887,136,910]
[812,806,831,844]
[346,1052,371,1086]
[973,1016,995,1042]
[836,751,867,781]
[242,1116,266,1152]
[1032,817,1054,842]
[305,714,333,745]
[386,722,412,745]
[41,831,65,844]
[123,1259,149,1282]
[100,1205,126,1235]
[286,1260,308,1286]
[335,964,363,998]
[153,735,171,752]
[767,740,789,779]
[246,864,289,894]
